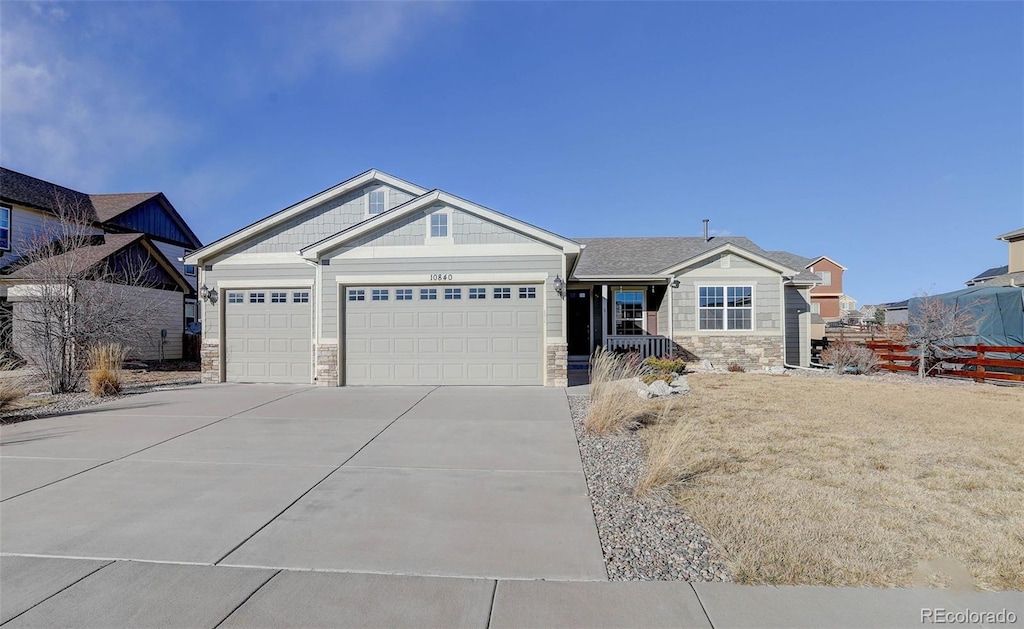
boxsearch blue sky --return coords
[2,1,1021,305]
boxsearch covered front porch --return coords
[565,279,675,361]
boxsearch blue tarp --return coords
[907,286,1024,358]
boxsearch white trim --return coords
[806,256,847,271]
[365,186,387,218]
[216,279,315,289]
[611,286,647,336]
[658,243,795,276]
[334,272,548,285]
[302,190,581,259]
[207,252,308,265]
[425,207,452,244]
[328,243,560,259]
[572,274,671,282]
[185,169,427,264]
[695,284,755,332]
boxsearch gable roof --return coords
[299,189,581,259]
[997,227,1024,241]
[188,169,428,263]
[805,255,847,270]
[1,233,193,292]
[572,236,819,283]
[0,167,201,248]
[969,265,1009,282]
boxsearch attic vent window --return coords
[368,189,386,215]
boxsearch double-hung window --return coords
[0,205,10,251]
[613,289,644,335]
[698,286,753,330]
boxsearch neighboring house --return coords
[185,169,820,387]
[880,300,909,325]
[763,251,848,322]
[965,227,1024,288]
[0,167,202,360]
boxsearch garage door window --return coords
[271,292,287,303]
[469,287,486,299]
[250,292,265,304]
[372,289,389,301]
[519,287,537,299]
[228,292,244,304]
[494,287,511,299]
[420,288,437,300]
[444,288,461,300]
[348,289,365,301]
[293,291,309,303]
[396,289,413,301]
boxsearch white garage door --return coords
[224,289,312,384]
[344,284,543,385]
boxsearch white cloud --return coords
[0,4,189,190]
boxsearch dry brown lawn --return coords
[638,373,1024,590]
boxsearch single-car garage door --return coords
[224,288,312,384]
[343,284,543,385]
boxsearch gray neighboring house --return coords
[186,169,820,387]
[0,167,201,361]
[965,227,1024,288]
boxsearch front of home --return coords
[186,170,819,387]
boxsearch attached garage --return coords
[224,288,312,384]
[342,284,543,385]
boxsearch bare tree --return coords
[906,294,977,379]
[8,191,171,393]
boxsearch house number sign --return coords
[430,274,453,281]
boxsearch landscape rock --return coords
[647,379,674,397]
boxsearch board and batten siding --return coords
[784,286,811,366]
[224,184,416,256]
[201,263,315,338]
[320,254,564,340]
[669,253,783,334]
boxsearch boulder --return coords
[647,379,675,397]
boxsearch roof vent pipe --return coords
[703,219,710,242]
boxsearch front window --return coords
[430,213,448,238]
[368,189,386,215]
[613,289,645,335]
[699,286,753,330]
[815,270,832,286]
[0,205,9,251]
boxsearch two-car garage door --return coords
[343,284,543,385]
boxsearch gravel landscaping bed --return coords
[569,394,732,582]
[0,376,201,425]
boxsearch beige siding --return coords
[1,205,103,268]
[201,263,315,338]
[225,184,416,255]
[320,255,563,340]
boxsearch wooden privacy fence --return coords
[865,340,1024,383]
[183,333,201,362]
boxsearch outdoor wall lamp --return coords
[671,279,680,289]
[553,274,566,297]
[200,285,218,304]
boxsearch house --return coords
[880,300,910,325]
[965,227,1024,288]
[185,169,820,387]
[0,167,202,360]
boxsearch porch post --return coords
[668,281,675,358]
[601,284,609,348]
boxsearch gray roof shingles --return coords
[3,233,145,279]
[1,167,158,224]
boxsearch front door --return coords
[567,289,591,356]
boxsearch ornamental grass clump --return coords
[87,343,128,397]
[585,348,650,434]
[0,354,26,409]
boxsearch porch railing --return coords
[605,335,670,359]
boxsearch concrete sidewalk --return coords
[2,557,1020,628]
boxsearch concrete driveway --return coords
[0,384,605,581]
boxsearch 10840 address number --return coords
[429,273,453,281]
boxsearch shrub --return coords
[644,356,687,374]
[821,341,878,374]
[87,344,128,397]
[586,348,651,434]
[0,353,25,409]
[727,363,746,373]
[640,372,676,386]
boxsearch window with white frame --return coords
[812,302,821,315]
[493,287,511,299]
[0,205,10,251]
[271,292,287,303]
[444,287,461,300]
[815,270,832,286]
[348,289,365,301]
[613,289,645,335]
[429,212,448,238]
[183,249,196,276]
[249,292,265,304]
[368,188,386,215]
[519,287,537,299]
[293,291,309,303]
[372,289,389,301]
[396,288,413,301]
[228,292,244,304]
[698,286,753,330]
[469,287,486,300]
[420,288,437,300]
